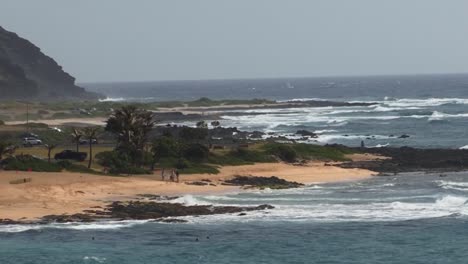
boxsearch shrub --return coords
[182,143,209,162]
[209,148,276,165]
[175,158,189,169]
[152,137,179,160]
[0,120,4,126]
[95,151,151,175]
[263,144,297,162]
[2,155,62,172]
[57,160,97,174]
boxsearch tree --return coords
[105,105,155,166]
[179,126,208,143]
[82,126,100,169]
[44,143,58,163]
[0,142,16,161]
[71,128,83,152]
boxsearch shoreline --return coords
[0,162,376,222]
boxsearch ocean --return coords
[3,173,468,263]
[84,74,468,149]
[2,74,468,263]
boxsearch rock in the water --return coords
[296,130,318,138]
[107,201,275,220]
[225,176,304,189]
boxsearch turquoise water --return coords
[3,173,468,263]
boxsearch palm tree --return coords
[105,105,155,166]
[71,128,83,152]
[82,126,100,169]
[44,143,58,163]
[0,142,16,161]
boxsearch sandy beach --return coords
[0,161,376,221]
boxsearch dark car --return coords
[54,150,87,162]
[79,139,98,145]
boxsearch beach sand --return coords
[0,162,376,221]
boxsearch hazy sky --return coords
[1,0,468,82]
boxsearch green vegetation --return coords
[3,154,62,172]
[0,103,358,177]
[56,160,101,174]
[262,143,354,162]
[208,148,276,166]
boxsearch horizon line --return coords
[78,72,468,85]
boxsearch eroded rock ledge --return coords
[224,176,304,189]
[1,201,275,225]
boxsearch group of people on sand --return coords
[161,168,180,182]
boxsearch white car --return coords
[23,137,43,146]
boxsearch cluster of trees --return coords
[68,126,101,168]
[0,104,219,174]
[96,105,214,174]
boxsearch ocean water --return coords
[3,173,468,263]
[3,74,467,263]
[84,74,468,148]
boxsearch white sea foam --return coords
[316,134,392,143]
[83,256,107,263]
[0,220,152,233]
[369,143,390,148]
[437,181,468,191]
[383,97,468,107]
[179,194,468,224]
[98,97,126,102]
[428,111,468,121]
[170,195,212,206]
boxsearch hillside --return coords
[0,26,101,100]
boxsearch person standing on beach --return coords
[170,169,175,182]
[175,169,180,183]
[161,168,165,181]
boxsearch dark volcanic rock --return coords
[107,201,274,220]
[225,176,304,189]
[41,213,96,223]
[296,130,318,138]
[0,218,21,225]
[37,201,274,224]
[338,145,468,173]
[0,26,100,100]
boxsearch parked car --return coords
[22,137,43,147]
[54,150,87,162]
[20,133,39,139]
[79,138,98,145]
[49,127,62,133]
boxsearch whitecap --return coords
[83,256,107,263]
[0,220,152,233]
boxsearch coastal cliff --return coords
[0,26,100,100]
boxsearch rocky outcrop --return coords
[0,26,101,100]
[225,176,304,189]
[337,145,468,173]
[296,130,318,138]
[107,201,274,220]
[34,201,274,223]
